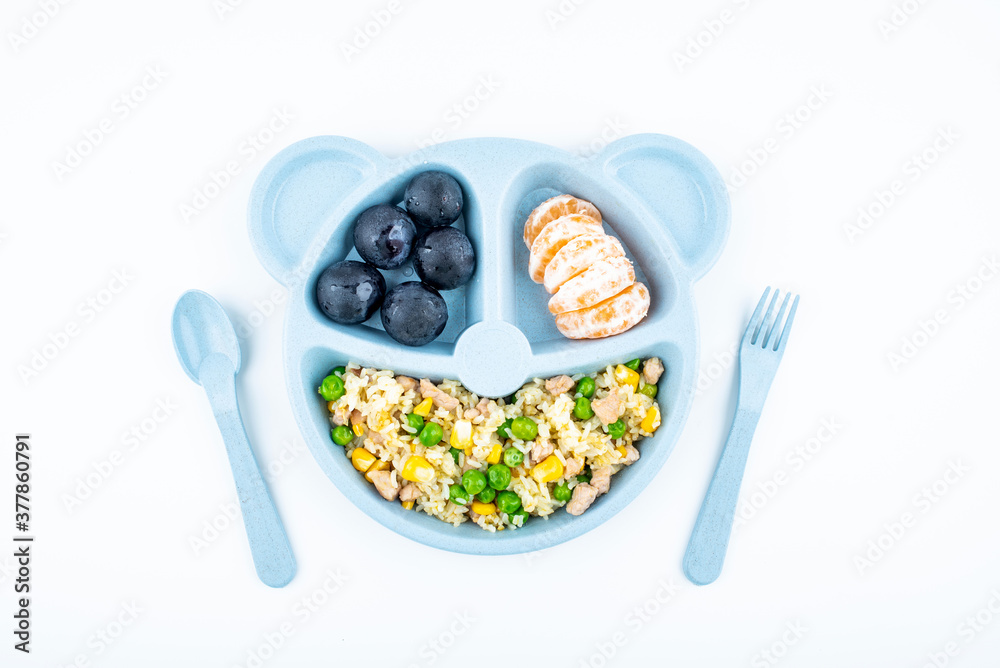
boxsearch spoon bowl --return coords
[172,290,242,383]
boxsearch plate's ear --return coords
[248,136,385,286]
[598,134,730,281]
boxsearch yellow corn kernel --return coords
[352,422,365,437]
[413,398,434,417]
[450,419,473,448]
[641,406,660,433]
[486,443,502,465]
[401,455,435,483]
[327,401,337,412]
[472,500,496,515]
[364,459,390,483]
[351,448,377,473]
[615,364,640,392]
[402,500,415,510]
[616,445,628,460]
[531,455,564,483]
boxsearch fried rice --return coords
[325,360,663,532]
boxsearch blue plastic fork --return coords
[683,287,800,585]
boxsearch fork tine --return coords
[775,294,800,351]
[762,292,791,349]
[753,289,781,346]
[744,287,771,344]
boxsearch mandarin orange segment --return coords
[543,233,625,294]
[548,255,635,315]
[523,194,602,249]
[527,214,603,283]
[554,282,650,339]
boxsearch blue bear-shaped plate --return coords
[248,134,730,555]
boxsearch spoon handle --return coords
[201,354,296,588]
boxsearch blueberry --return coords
[315,260,385,325]
[380,282,448,347]
[404,171,464,227]
[353,204,416,270]
[412,227,476,291]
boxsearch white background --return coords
[3,0,1000,666]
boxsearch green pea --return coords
[450,447,462,465]
[576,376,596,398]
[608,419,627,440]
[502,447,524,467]
[318,374,345,401]
[638,383,658,398]
[406,413,425,431]
[449,484,470,505]
[497,418,514,439]
[331,425,353,446]
[509,508,529,526]
[461,469,487,495]
[496,490,521,514]
[418,422,443,447]
[332,366,347,376]
[625,358,642,371]
[477,488,496,503]
[573,397,594,420]
[577,467,592,484]
[511,417,538,441]
[487,464,511,490]
[553,482,572,502]
[506,392,518,405]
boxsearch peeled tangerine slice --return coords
[549,255,635,315]
[543,233,625,294]
[523,194,602,249]
[555,282,650,340]
[528,214,603,283]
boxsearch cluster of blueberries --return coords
[315,171,475,346]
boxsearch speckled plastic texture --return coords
[683,288,799,585]
[172,290,296,586]
[248,134,730,555]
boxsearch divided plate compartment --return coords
[248,134,730,555]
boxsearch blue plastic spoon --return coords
[171,290,296,588]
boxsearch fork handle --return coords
[683,406,762,585]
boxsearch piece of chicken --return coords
[420,378,460,411]
[399,483,421,503]
[545,375,575,396]
[464,397,491,420]
[643,357,664,385]
[564,456,584,479]
[591,389,621,426]
[396,375,418,392]
[590,466,612,495]
[566,483,599,515]
[331,403,351,426]
[530,438,554,466]
[369,470,399,501]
